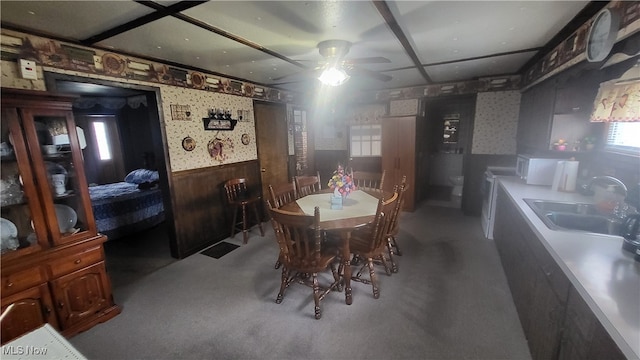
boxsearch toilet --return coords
[449,175,464,207]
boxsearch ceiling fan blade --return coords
[345,57,391,64]
[271,69,320,82]
[348,67,392,82]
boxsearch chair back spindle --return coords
[295,171,322,198]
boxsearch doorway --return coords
[424,95,476,208]
[254,101,289,200]
[43,72,177,269]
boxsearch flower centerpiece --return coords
[327,165,355,209]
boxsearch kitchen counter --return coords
[498,177,639,360]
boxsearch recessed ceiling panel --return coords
[426,51,537,83]
[391,1,588,64]
[182,1,413,69]
[0,1,154,40]
[96,16,302,84]
[0,0,593,91]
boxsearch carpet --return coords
[200,241,240,259]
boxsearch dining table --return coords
[280,189,382,305]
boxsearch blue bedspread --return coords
[89,182,164,234]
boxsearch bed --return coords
[88,169,165,240]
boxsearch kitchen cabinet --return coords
[381,115,416,211]
[495,187,568,359]
[0,283,58,344]
[494,185,625,360]
[1,89,119,344]
[559,286,625,360]
[517,78,557,154]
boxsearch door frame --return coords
[43,72,179,257]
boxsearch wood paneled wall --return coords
[169,160,262,258]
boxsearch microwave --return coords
[516,155,560,185]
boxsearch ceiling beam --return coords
[423,47,542,68]
[373,0,433,84]
[80,1,206,45]
[169,12,308,70]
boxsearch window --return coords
[606,122,640,154]
[92,121,112,160]
[350,125,381,157]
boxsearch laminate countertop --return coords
[497,177,639,359]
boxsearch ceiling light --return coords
[318,67,350,86]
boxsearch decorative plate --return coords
[190,72,205,89]
[241,133,250,145]
[0,217,19,251]
[102,53,125,75]
[182,136,196,151]
[208,138,223,160]
[54,204,77,233]
[207,137,234,163]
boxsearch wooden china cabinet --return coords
[0,89,120,344]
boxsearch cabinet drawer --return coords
[47,247,103,278]
[1,266,46,296]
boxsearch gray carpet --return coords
[70,204,531,360]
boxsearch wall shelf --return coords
[202,118,238,131]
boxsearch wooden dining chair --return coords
[224,178,265,244]
[268,205,342,319]
[268,181,297,209]
[386,177,408,273]
[351,170,386,192]
[349,188,399,299]
[294,171,321,198]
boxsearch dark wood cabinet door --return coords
[1,284,58,344]
[527,268,566,360]
[517,79,557,154]
[50,262,112,329]
[381,116,416,211]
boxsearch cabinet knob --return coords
[74,259,81,265]
[7,282,13,288]
[58,301,64,309]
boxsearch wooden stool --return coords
[224,178,265,244]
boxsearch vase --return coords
[331,188,343,210]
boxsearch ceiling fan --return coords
[274,40,393,86]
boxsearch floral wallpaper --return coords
[471,91,521,155]
[2,62,259,172]
[159,86,257,171]
[390,99,419,116]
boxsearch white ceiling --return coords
[1,1,597,94]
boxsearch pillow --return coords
[124,169,159,184]
[137,181,158,190]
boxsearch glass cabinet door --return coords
[20,108,97,245]
[1,109,48,257]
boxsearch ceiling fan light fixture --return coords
[318,67,350,86]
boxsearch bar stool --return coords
[224,178,264,244]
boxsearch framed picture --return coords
[202,118,237,131]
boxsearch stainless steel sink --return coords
[524,199,622,236]
[526,199,600,215]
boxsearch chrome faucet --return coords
[584,176,628,198]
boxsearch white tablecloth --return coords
[295,190,378,222]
